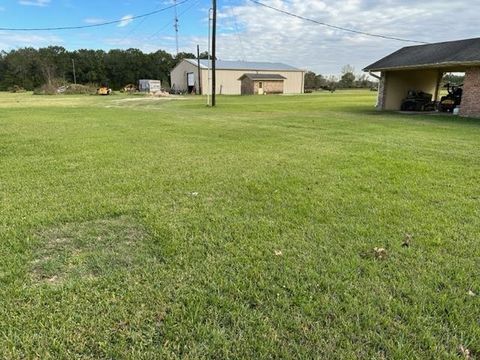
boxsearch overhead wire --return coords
[247,0,429,44]
[123,2,166,39]
[146,0,201,41]
[120,1,187,46]
[229,6,247,61]
[0,0,191,31]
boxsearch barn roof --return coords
[184,59,301,71]
[364,37,480,72]
[238,73,286,81]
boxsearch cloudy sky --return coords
[0,0,478,75]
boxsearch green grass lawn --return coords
[0,90,479,359]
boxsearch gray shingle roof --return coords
[238,73,286,81]
[364,37,480,71]
[185,59,301,71]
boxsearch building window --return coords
[259,82,263,89]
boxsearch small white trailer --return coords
[138,79,161,93]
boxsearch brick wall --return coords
[253,80,284,94]
[459,67,480,118]
[376,72,386,110]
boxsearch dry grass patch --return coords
[30,215,148,285]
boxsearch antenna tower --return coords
[174,0,179,54]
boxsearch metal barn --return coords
[170,59,305,95]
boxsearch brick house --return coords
[363,37,480,118]
[238,73,286,95]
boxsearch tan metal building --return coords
[170,59,305,95]
[364,37,480,117]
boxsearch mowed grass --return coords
[0,91,479,359]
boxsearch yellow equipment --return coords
[97,85,112,95]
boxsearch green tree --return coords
[304,71,317,90]
[37,46,69,85]
[147,50,175,86]
[71,49,107,84]
[198,51,216,60]
[174,52,196,65]
[1,48,42,90]
[0,46,195,90]
[339,64,356,88]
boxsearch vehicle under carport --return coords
[363,37,480,118]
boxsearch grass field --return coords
[0,91,479,359]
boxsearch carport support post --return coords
[434,70,443,103]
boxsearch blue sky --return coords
[0,0,478,75]
[0,0,212,51]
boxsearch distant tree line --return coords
[442,73,464,86]
[1,48,375,93]
[0,46,213,91]
[304,65,378,91]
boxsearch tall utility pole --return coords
[207,8,212,106]
[197,45,202,95]
[211,0,217,106]
[174,0,179,55]
[72,59,76,84]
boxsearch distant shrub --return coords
[33,84,58,95]
[8,85,26,93]
[64,84,97,95]
[34,80,97,95]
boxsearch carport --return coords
[363,37,480,117]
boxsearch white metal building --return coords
[170,59,305,95]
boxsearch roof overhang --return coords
[238,73,287,81]
[364,61,480,73]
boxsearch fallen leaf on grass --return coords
[468,290,476,297]
[274,250,283,256]
[47,275,58,283]
[373,247,387,260]
[458,345,471,359]
[402,233,412,247]
[190,192,198,197]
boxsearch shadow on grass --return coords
[352,108,480,127]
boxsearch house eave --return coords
[363,60,480,72]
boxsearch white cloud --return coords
[8,0,476,78]
[103,37,164,53]
[18,0,50,6]
[118,15,134,27]
[192,0,479,75]
[0,32,63,49]
[83,17,106,25]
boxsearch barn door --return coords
[187,72,195,93]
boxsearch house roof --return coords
[363,37,480,72]
[238,73,286,81]
[184,59,301,71]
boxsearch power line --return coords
[247,0,428,44]
[0,0,191,31]
[229,7,246,61]
[123,2,167,39]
